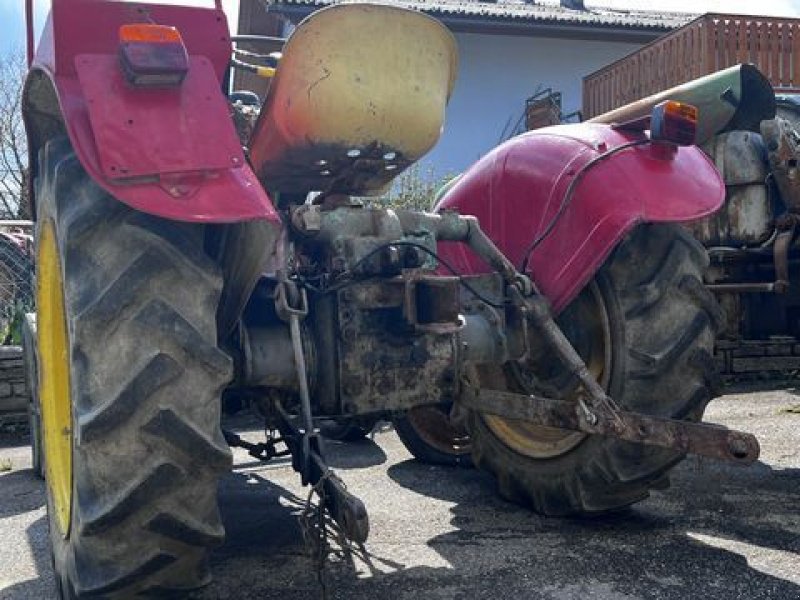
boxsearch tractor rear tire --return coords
[36,137,233,598]
[394,405,472,466]
[469,224,722,516]
[319,417,377,442]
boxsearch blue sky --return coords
[1,0,799,56]
[0,0,239,54]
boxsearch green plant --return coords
[367,165,458,212]
[1,303,26,345]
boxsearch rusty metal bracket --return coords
[274,402,370,544]
[772,217,795,294]
[472,257,760,464]
[508,286,618,424]
[275,275,309,322]
[707,217,795,294]
[275,274,315,481]
[460,384,760,465]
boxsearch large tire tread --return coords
[38,137,232,598]
[470,224,720,516]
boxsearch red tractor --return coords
[22,1,762,597]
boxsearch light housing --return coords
[650,100,698,146]
[118,24,189,87]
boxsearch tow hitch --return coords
[460,384,759,465]
[459,287,761,466]
[274,403,370,544]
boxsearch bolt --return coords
[728,435,751,460]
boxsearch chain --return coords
[222,429,291,463]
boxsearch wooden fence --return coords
[583,13,800,118]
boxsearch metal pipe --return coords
[397,210,527,290]
[589,64,776,145]
[25,0,35,66]
[289,313,314,436]
[707,283,777,293]
[241,326,301,388]
[0,220,33,228]
[232,35,287,45]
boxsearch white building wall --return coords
[420,31,643,178]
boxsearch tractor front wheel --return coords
[36,137,232,597]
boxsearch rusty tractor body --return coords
[679,79,800,375]
[22,1,761,597]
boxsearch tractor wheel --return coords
[393,405,472,467]
[22,312,43,479]
[319,417,376,442]
[35,137,233,598]
[469,224,722,516]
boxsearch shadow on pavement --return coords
[194,423,800,600]
[0,468,44,518]
[0,516,55,600]
[322,437,388,470]
[198,467,319,600]
[0,430,30,450]
[379,456,800,599]
[8,427,793,599]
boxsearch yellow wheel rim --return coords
[37,222,73,536]
[484,282,612,459]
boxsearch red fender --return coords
[24,1,278,224]
[435,123,724,313]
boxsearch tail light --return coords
[650,101,698,146]
[118,24,189,87]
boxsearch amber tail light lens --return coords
[650,100,698,146]
[118,24,189,87]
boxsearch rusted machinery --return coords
[22,1,762,597]
[581,17,800,376]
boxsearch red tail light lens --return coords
[118,24,188,87]
[650,101,698,146]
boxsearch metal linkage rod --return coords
[461,385,760,464]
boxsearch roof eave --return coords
[268,4,677,43]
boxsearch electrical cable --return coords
[520,139,650,273]
[230,57,276,78]
[299,241,507,308]
[234,47,279,64]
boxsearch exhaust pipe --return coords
[589,64,776,145]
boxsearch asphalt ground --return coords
[0,388,798,600]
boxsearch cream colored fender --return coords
[248,3,458,196]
